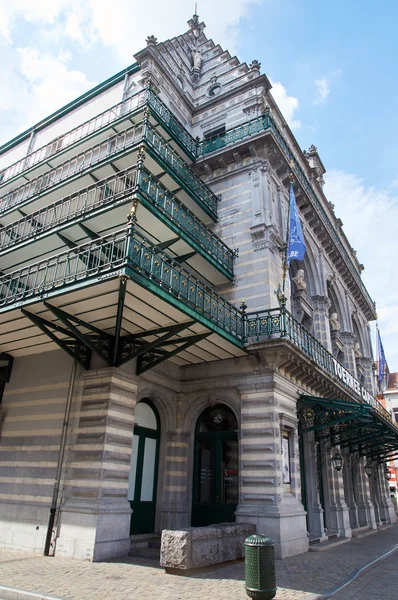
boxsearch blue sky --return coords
[0,0,397,374]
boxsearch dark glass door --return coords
[128,401,160,535]
[192,405,238,527]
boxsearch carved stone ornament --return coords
[354,342,362,358]
[191,49,202,70]
[329,312,340,331]
[292,269,307,291]
[146,35,157,46]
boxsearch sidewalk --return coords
[1,525,398,600]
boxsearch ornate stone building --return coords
[0,13,396,561]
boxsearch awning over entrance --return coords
[298,395,398,463]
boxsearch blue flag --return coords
[377,327,388,390]
[287,183,306,264]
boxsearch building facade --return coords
[0,14,396,561]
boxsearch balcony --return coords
[0,165,234,280]
[244,306,397,431]
[196,110,374,314]
[0,87,197,188]
[0,228,243,349]
[0,121,218,222]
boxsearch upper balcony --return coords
[0,164,234,282]
[0,85,198,191]
[244,306,397,433]
[195,110,375,318]
[0,227,245,371]
[0,119,218,224]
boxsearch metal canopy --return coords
[21,297,207,374]
[298,394,398,461]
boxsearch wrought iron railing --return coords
[0,168,139,252]
[0,88,197,185]
[137,168,232,274]
[146,89,197,158]
[244,307,396,428]
[196,114,271,156]
[0,166,233,277]
[0,228,243,344]
[144,122,218,219]
[196,111,375,312]
[0,230,128,306]
[127,230,243,341]
[0,121,217,221]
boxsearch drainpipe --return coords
[44,359,77,556]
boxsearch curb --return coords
[315,543,398,599]
[0,585,66,600]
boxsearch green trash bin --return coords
[244,534,276,600]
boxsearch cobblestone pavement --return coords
[0,525,397,600]
[331,551,398,600]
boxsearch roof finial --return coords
[194,1,198,15]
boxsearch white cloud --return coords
[324,170,398,370]
[269,80,301,129]
[0,0,266,141]
[314,77,330,104]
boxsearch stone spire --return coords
[187,7,205,37]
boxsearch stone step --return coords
[129,547,160,561]
[352,527,378,539]
[309,536,350,552]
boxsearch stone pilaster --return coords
[321,442,351,538]
[342,449,359,530]
[56,367,139,561]
[376,464,396,524]
[302,432,326,540]
[355,458,377,529]
[311,295,331,349]
[160,430,191,530]
[235,382,308,558]
[339,331,356,373]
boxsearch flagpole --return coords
[281,169,295,302]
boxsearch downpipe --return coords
[44,359,77,556]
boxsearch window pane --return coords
[128,434,139,501]
[197,441,214,503]
[221,440,238,504]
[140,437,157,501]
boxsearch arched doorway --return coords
[192,404,238,527]
[128,400,160,535]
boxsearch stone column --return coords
[355,457,377,529]
[376,464,396,524]
[342,449,359,530]
[312,296,332,349]
[369,465,381,524]
[302,432,326,541]
[56,367,139,561]
[321,442,351,538]
[339,332,356,373]
[235,382,308,558]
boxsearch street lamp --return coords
[364,462,373,477]
[331,450,343,472]
[384,465,392,481]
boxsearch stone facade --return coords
[0,12,396,563]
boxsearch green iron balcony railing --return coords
[0,121,218,221]
[196,114,270,157]
[0,230,129,307]
[0,228,243,346]
[244,307,397,430]
[144,121,217,219]
[126,230,243,344]
[0,166,233,278]
[0,87,197,185]
[196,110,374,312]
[136,167,233,276]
